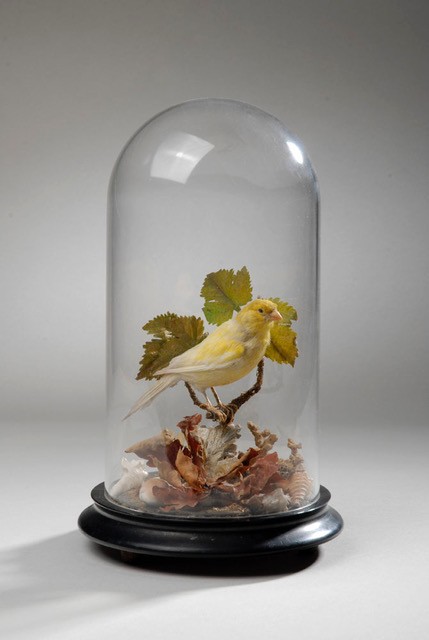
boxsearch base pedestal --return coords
[78,484,343,560]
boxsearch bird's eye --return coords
[258,308,264,314]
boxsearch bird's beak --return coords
[269,309,282,323]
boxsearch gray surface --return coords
[1,2,428,638]
[1,420,428,640]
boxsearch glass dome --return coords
[106,98,320,519]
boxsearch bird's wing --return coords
[157,338,245,375]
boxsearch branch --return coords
[184,383,228,424]
[228,359,264,413]
[184,359,265,426]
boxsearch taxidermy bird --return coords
[124,299,282,419]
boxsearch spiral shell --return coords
[286,469,313,507]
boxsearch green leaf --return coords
[268,297,298,326]
[265,325,298,367]
[201,266,252,325]
[265,298,298,366]
[136,313,207,380]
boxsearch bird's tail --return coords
[123,374,179,420]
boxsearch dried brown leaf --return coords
[177,413,203,432]
[241,452,281,497]
[175,449,206,489]
[155,460,184,488]
[177,414,205,470]
[222,452,281,500]
[152,484,204,512]
[165,438,183,468]
[215,447,262,486]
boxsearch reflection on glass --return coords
[150,131,214,184]
[287,141,304,165]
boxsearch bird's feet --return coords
[204,402,236,426]
[185,382,242,427]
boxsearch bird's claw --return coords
[205,402,236,426]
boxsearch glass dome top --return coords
[106,99,319,519]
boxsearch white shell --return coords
[109,457,148,498]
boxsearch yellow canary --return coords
[125,299,282,418]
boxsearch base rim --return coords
[78,483,343,558]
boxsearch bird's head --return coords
[236,299,282,332]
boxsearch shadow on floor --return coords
[1,529,320,637]
[96,543,320,577]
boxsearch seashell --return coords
[139,477,169,505]
[261,488,291,513]
[109,457,148,498]
[125,430,174,458]
[286,469,313,507]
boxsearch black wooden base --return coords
[78,483,343,560]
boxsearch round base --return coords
[78,484,343,559]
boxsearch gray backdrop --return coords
[1,1,428,428]
[1,2,428,639]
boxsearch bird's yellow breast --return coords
[169,318,271,390]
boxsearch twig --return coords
[184,383,227,423]
[229,359,264,413]
[184,359,265,426]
